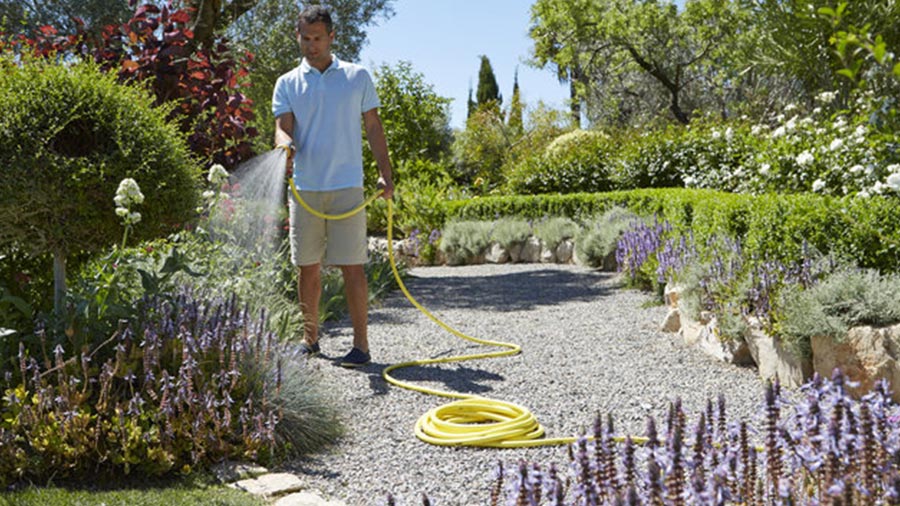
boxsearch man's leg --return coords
[298,263,322,345]
[339,264,368,353]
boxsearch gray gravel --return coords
[282,263,775,505]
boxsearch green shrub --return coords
[575,207,641,268]
[451,108,511,189]
[368,158,455,236]
[490,218,532,250]
[439,221,493,265]
[778,268,900,355]
[443,189,900,273]
[533,217,580,251]
[505,129,616,195]
[0,57,200,310]
[612,127,691,189]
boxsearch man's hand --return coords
[376,175,394,200]
[276,143,295,178]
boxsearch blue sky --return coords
[358,0,684,129]
[357,0,568,129]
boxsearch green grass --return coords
[0,473,265,506]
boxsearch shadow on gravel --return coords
[399,268,617,312]
[386,363,504,395]
[324,358,503,397]
[282,456,342,480]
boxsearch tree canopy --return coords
[476,55,502,112]
[528,0,900,127]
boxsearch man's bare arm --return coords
[275,113,295,176]
[363,108,394,200]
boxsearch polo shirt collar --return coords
[300,56,341,75]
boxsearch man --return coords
[273,5,394,367]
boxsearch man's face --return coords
[298,21,334,68]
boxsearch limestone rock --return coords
[231,473,305,497]
[664,283,683,309]
[556,240,574,264]
[520,237,542,263]
[540,240,557,263]
[661,307,681,333]
[680,309,753,365]
[811,323,900,401]
[744,318,812,388]
[274,492,347,506]
[508,242,524,263]
[485,243,509,264]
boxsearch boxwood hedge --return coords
[442,189,900,273]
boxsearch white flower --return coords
[873,181,888,194]
[815,128,827,135]
[785,116,798,132]
[866,165,875,176]
[759,163,770,176]
[800,117,814,127]
[854,125,867,138]
[829,138,844,151]
[751,125,765,136]
[202,190,216,200]
[812,107,822,115]
[725,127,734,142]
[816,91,837,104]
[711,129,721,140]
[796,151,815,166]
[771,126,786,138]
[833,117,847,129]
[812,179,826,192]
[114,178,144,208]
[887,164,900,174]
[785,103,798,113]
[207,164,229,186]
[115,207,129,217]
[849,164,864,174]
[858,190,871,198]
[887,173,900,192]
[129,212,142,224]
[775,114,785,123]
[683,175,697,187]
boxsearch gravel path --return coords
[282,263,775,505]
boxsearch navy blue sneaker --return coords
[340,347,370,368]
[300,340,320,357]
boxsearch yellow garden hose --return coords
[287,176,644,448]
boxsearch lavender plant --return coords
[615,216,673,292]
[387,370,900,505]
[0,287,341,486]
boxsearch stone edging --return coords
[369,236,617,268]
[212,461,346,505]
[662,284,900,399]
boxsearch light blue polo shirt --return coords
[272,57,380,191]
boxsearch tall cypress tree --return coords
[508,66,524,134]
[466,83,476,119]
[476,55,501,111]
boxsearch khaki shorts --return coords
[288,187,368,266]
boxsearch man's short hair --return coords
[297,5,333,34]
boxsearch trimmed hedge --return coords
[441,189,900,273]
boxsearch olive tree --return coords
[0,58,200,313]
